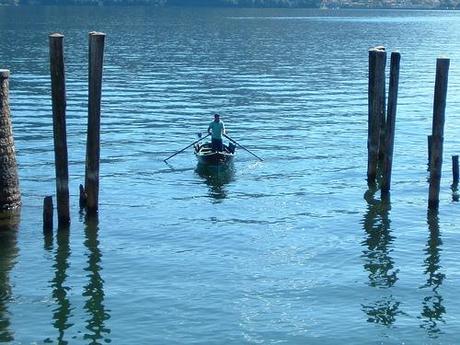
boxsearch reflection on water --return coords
[0,217,19,343]
[83,215,111,343]
[361,189,400,326]
[419,210,445,337]
[195,163,235,202]
[46,216,111,343]
[50,228,73,344]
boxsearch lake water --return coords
[1,6,460,344]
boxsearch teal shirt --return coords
[208,120,225,139]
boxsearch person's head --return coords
[214,113,220,122]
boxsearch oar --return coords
[223,134,263,162]
[164,133,211,162]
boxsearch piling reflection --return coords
[83,214,111,343]
[419,210,445,337]
[195,163,235,202]
[361,189,400,325]
[0,217,19,343]
[50,228,73,344]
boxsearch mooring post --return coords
[381,51,401,196]
[85,32,105,214]
[367,46,386,185]
[0,69,21,212]
[49,33,70,227]
[453,154,459,202]
[377,47,387,161]
[43,196,53,232]
[428,58,450,210]
[79,184,87,209]
[452,155,459,187]
[427,135,433,170]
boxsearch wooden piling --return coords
[428,58,450,210]
[452,155,459,200]
[49,33,70,227]
[367,47,386,185]
[427,135,433,170]
[85,32,105,214]
[452,155,459,187]
[0,69,21,211]
[43,196,53,232]
[79,184,87,209]
[377,47,387,161]
[381,51,400,196]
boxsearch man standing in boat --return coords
[208,113,226,152]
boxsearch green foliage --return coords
[0,0,320,6]
[167,0,320,6]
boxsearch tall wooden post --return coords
[0,69,21,212]
[381,52,400,196]
[428,58,450,210]
[427,135,433,170]
[85,32,105,214]
[367,47,386,185]
[49,33,70,227]
[378,47,387,161]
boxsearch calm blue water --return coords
[1,6,460,344]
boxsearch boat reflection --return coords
[0,216,19,343]
[361,189,400,326]
[83,214,111,343]
[419,210,445,337]
[195,163,235,202]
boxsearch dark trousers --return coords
[211,138,223,152]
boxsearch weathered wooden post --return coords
[377,47,387,161]
[428,58,450,210]
[453,154,459,202]
[381,51,400,196]
[85,32,105,214]
[49,33,70,227]
[0,69,21,212]
[43,196,53,232]
[427,135,433,170]
[452,155,459,187]
[367,46,386,185]
[79,184,87,209]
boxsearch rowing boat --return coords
[194,142,235,166]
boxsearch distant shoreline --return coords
[0,5,458,10]
[0,2,458,10]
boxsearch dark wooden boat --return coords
[194,142,236,165]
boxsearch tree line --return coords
[0,0,457,8]
[0,0,321,7]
